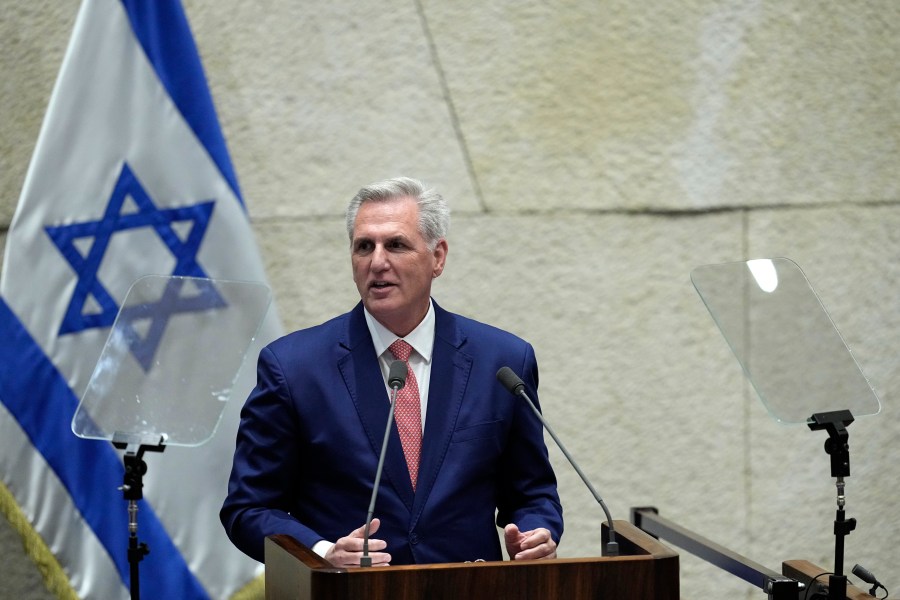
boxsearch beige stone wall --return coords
[3,1,899,598]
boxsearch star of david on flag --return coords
[0,0,283,598]
[45,162,226,370]
[46,162,217,335]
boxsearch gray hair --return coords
[345,177,450,250]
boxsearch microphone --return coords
[496,366,619,557]
[852,563,885,597]
[360,360,407,567]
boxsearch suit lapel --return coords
[410,303,472,524]
[338,303,416,511]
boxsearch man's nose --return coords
[371,245,390,270]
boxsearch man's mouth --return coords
[371,281,395,289]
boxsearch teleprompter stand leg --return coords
[807,410,856,600]
[114,439,165,600]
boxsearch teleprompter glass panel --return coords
[72,275,271,446]
[691,258,880,424]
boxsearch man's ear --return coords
[431,239,448,278]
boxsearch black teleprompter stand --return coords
[113,435,165,600]
[72,278,272,599]
[807,410,856,600]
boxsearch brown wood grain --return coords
[266,520,679,600]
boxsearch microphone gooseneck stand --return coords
[113,438,166,600]
[496,367,619,557]
[807,410,856,600]
[361,360,407,567]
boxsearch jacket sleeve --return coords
[219,345,325,562]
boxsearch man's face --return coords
[351,196,447,336]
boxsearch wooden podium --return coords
[264,521,678,600]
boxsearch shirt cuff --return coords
[312,539,334,558]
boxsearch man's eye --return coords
[354,241,373,253]
[388,240,406,250]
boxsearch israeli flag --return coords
[0,0,282,597]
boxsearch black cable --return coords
[803,572,833,600]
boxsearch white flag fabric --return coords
[0,0,282,597]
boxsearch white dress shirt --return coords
[363,300,435,430]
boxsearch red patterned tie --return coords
[388,339,422,490]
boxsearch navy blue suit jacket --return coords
[221,300,563,564]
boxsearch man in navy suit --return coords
[221,177,563,566]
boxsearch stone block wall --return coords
[2,2,898,598]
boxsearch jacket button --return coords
[409,532,419,545]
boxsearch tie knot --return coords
[389,339,413,362]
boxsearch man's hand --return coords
[503,524,557,560]
[324,518,391,567]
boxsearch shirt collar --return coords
[363,300,435,363]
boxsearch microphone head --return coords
[496,366,526,396]
[852,563,877,584]
[388,360,407,390]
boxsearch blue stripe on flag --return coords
[0,299,209,599]
[118,0,244,207]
